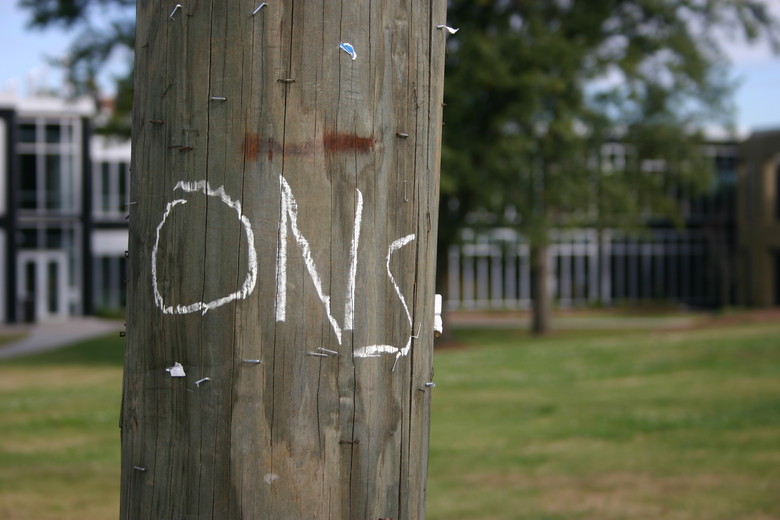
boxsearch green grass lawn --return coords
[2,318,780,519]
[0,335,125,520]
[428,322,780,520]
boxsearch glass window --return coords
[45,229,63,249]
[62,154,75,211]
[94,255,127,311]
[45,155,63,210]
[19,228,38,248]
[25,261,36,294]
[17,120,79,213]
[19,154,38,209]
[45,124,62,144]
[95,161,130,215]
[48,261,59,313]
[63,227,78,287]
[19,123,36,143]
[101,163,112,212]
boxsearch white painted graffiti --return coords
[353,234,416,363]
[152,176,416,361]
[152,180,257,315]
[273,176,362,344]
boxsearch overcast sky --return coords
[1,2,779,132]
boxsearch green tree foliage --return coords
[441,0,779,332]
[20,0,135,134]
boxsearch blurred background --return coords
[1,1,780,519]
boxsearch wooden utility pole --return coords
[121,1,447,519]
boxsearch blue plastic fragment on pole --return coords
[339,42,357,61]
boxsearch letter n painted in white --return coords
[274,176,363,344]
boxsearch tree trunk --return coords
[531,243,552,334]
[120,1,447,519]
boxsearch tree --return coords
[20,0,135,134]
[440,0,780,333]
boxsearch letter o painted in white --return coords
[151,180,257,315]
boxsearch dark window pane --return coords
[45,229,62,248]
[48,261,59,313]
[101,163,112,212]
[45,124,61,143]
[25,261,36,294]
[19,229,38,248]
[45,155,62,210]
[19,154,37,209]
[19,123,36,142]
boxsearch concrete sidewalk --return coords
[0,318,122,360]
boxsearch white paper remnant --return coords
[434,294,443,338]
[165,362,186,377]
[339,42,357,60]
[436,25,459,34]
[264,473,279,485]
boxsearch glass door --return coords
[17,251,68,321]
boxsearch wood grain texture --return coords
[121,1,446,518]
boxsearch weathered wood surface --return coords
[121,1,447,518]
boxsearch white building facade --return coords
[0,95,130,322]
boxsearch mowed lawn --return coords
[428,320,780,520]
[0,336,125,520]
[1,316,780,519]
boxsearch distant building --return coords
[736,129,780,306]
[0,94,129,322]
[446,141,739,310]
[0,93,773,321]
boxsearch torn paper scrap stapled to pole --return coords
[165,362,186,377]
[434,294,443,338]
[437,25,459,34]
[339,42,357,60]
